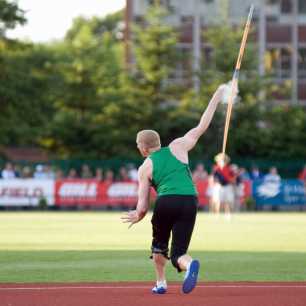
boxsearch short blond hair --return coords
[214,153,230,164]
[136,130,161,149]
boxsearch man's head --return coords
[136,130,161,157]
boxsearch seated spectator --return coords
[21,166,33,178]
[33,165,55,179]
[250,165,262,180]
[14,165,21,178]
[34,164,49,179]
[55,168,64,180]
[1,162,16,179]
[81,164,93,179]
[127,164,138,181]
[239,167,250,181]
[117,166,130,181]
[298,165,306,181]
[104,169,114,183]
[192,163,208,181]
[264,167,281,183]
[95,168,103,181]
[44,165,55,179]
[67,168,78,179]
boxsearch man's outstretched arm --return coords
[171,84,228,152]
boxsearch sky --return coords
[7,0,126,42]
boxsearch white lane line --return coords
[1,285,306,291]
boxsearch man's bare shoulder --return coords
[169,140,189,164]
[169,137,184,147]
[138,158,153,179]
[169,137,188,154]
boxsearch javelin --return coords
[221,4,254,156]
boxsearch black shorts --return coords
[151,194,198,272]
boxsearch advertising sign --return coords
[0,179,54,206]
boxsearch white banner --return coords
[0,179,54,206]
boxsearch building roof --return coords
[0,147,50,162]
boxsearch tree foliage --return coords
[0,40,57,146]
[0,0,26,36]
[0,6,304,162]
[193,25,302,160]
[41,16,124,158]
[86,5,183,159]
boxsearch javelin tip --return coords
[249,4,255,18]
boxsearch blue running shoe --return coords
[152,285,167,294]
[182,259,200,294]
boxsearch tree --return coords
[122,5,181,148]
[263,106,306,159]
[43,19,124,158]
[0,0,26,36]
[0,40,59,146]
[181,24,292,160]
[66,10,123,43]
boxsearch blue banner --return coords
[253,179,306,206]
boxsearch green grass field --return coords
[0,212,305,282]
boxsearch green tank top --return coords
[149,147,197,196]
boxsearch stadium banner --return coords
[55,179,252,207]
[0,179,253,207]
[0,179,54,206]
[253,179,306,206]
[55,179,138,207]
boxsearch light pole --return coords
[193,0,201,95]
[291,0,298,104]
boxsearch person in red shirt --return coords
[298,165,306,181]
[211,153,236,219]
[298,165,306,192]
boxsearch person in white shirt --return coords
[1,162,16,179]
[264,167,281,183]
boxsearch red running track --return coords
[1,282,306,306]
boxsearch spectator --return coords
[55,168,64,180]
[117,166,129,181]
[250,165,262,180]
[127,164,138,181]
[1,162,16,179]
[298,165,306,181]
[207,174,215,212]
[192,163,208,181]
[104,169,114,183]
[34,164,44,179]
[34,164,54,179]
[44,165,55,179]
[211,153,236,220]
[239,167,250,181]
[21,166,33,178]
[14,165,21,178]
[34,164,47,179]
[67,168,78,179]
[81,164,93,179]
[95,168,103,181]
[264,167,281,183]
[231,164,243,212]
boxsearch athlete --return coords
[122,83,236,294]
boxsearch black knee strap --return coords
[150,246,169,259]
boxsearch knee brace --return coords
[150,241,169,259]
